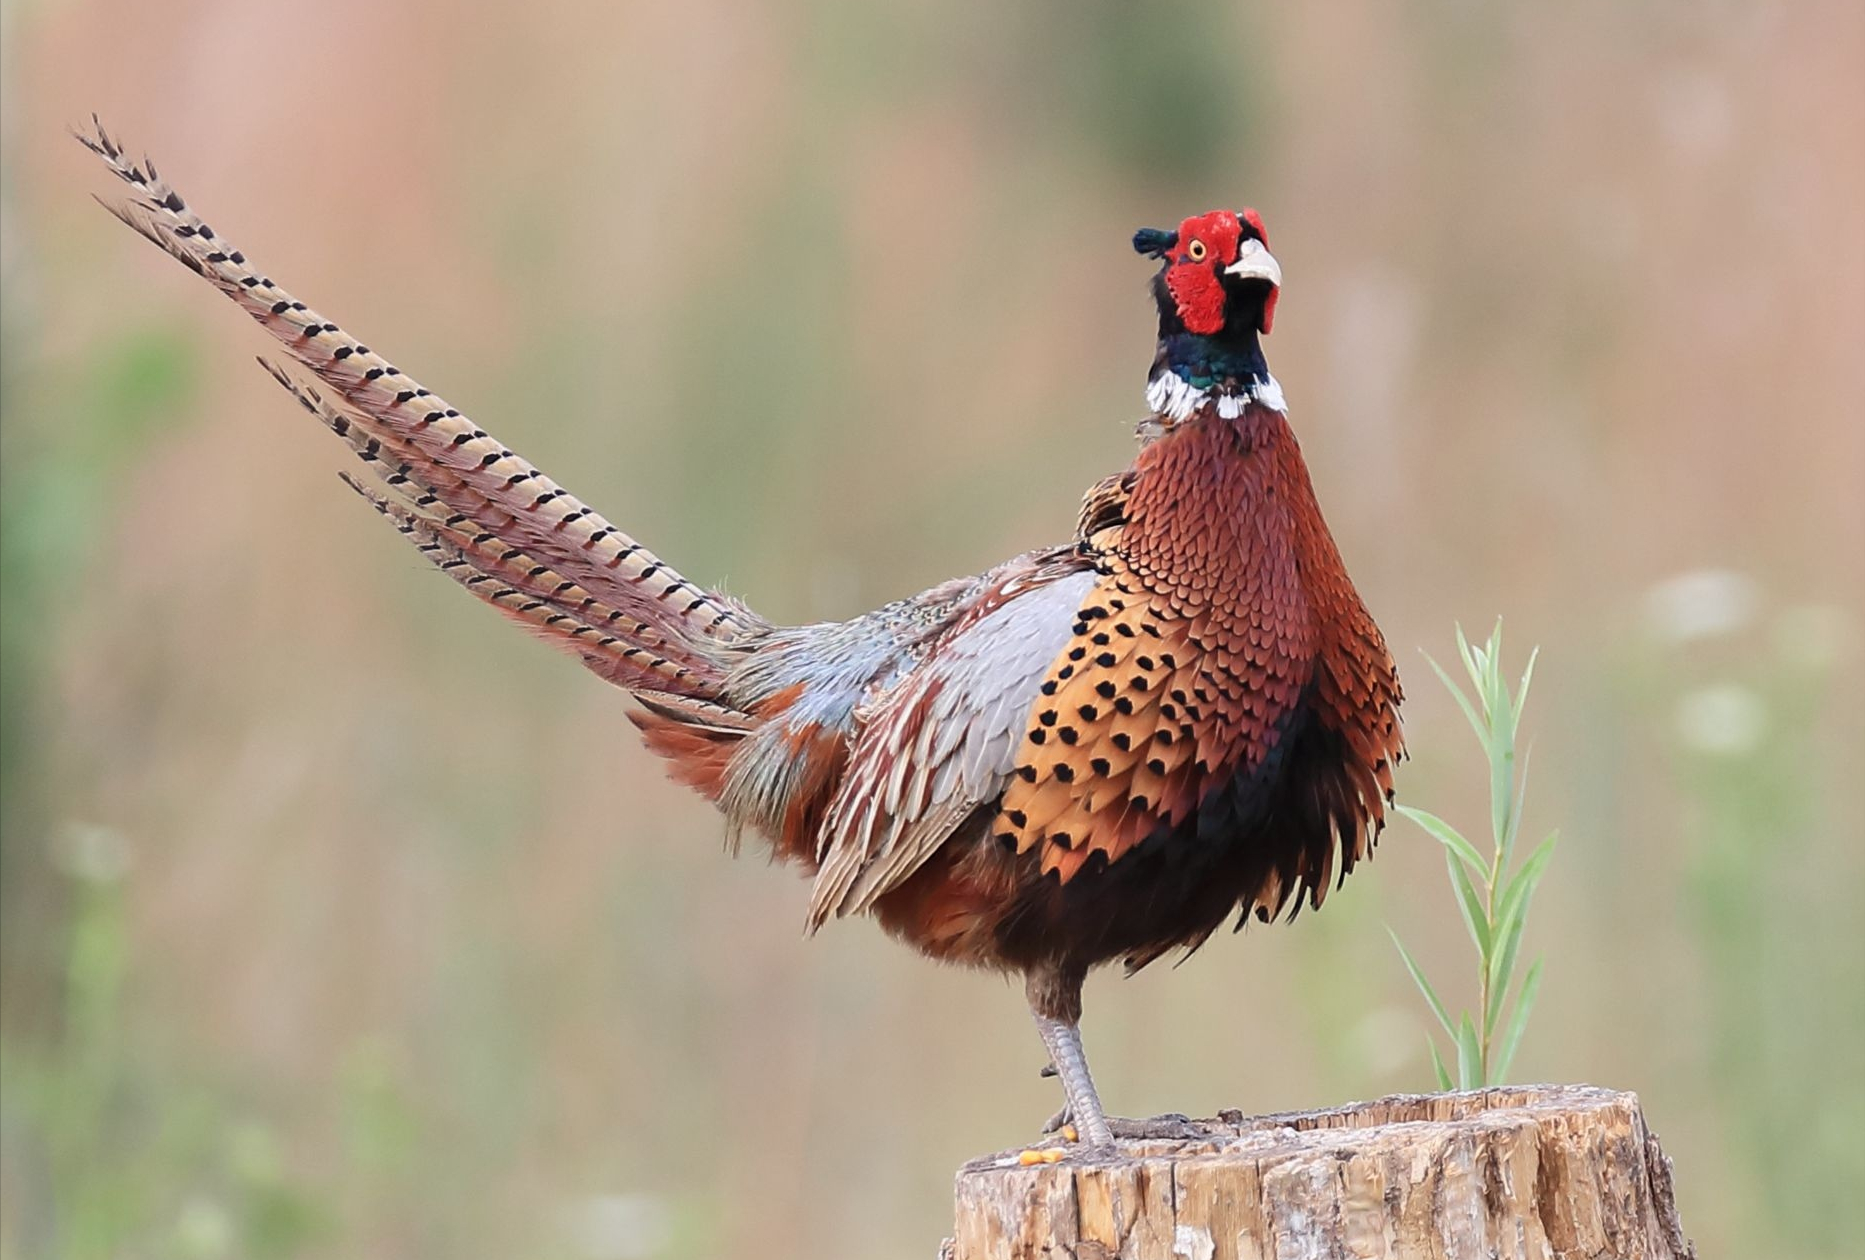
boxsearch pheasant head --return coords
[1133,208,1284,421]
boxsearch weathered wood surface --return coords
[947,1084,1693,1260]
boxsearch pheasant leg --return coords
[1032,1014,1112,1147]
[1026,966,1113,1148]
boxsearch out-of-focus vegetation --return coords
[3,2,1861,1257]
[1390,623,1556,1091]
[5,836,332,1260]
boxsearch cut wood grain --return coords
[947,1085,1693,1260]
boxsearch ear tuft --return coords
[1132,227,1178,259]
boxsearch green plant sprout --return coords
[1390,622,1558,1091]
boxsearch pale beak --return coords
[1225,238,1282,288]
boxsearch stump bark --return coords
[948,1085,1692,1260]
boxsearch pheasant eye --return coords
[1186,240,1207,261]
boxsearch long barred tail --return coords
[266,363,723,697]
[79,118,767,698]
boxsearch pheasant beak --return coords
[1224,238,1282,288]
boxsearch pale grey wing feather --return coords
[805,566,1098,928]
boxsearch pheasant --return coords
[80,121,1403,1150]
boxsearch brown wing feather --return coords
[806,559,1097,928]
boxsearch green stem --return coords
[1480,843,1502,1083]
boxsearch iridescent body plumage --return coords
[83,128,1403,1148]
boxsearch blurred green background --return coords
[3,1,1861,1256]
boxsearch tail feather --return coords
[338,472,719,696]
[78,118,767,662]
[260,358,492,525]
[260,357,725,690]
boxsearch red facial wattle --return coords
[1165,263,1227,335]
[1163,208,1278,337]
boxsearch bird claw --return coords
[1041,1109,1197,1144]
[1108,1112,1198,1141]
[1046,1120,1080,1143]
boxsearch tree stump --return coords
[947,1085,1693,1260]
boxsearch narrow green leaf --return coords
[1455,623,1490,721]
[1496,831,1560,937]
[1423,649,1486,744]
[1429,1039,1454,1092]
[1511,646,1540,742]
[1394,805,1486,876]
[1445,851,1492,957]
[1472,625,1517,862]
[1480,621,1507,723]
[1486,906,1527,1035]
[1486,730,1515,859]
[1455,1012,1482,1090]
[1493,958,1545,1082]
[1488,832,1557,1018]
[1388,929,1454,1037]
[1490,745,1515,870]
[1505,744,1536,870]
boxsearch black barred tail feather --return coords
[79,118,766,705]
[258,361,722,692]
[336,472,717,696]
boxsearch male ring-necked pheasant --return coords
[81,121,1403,1149]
